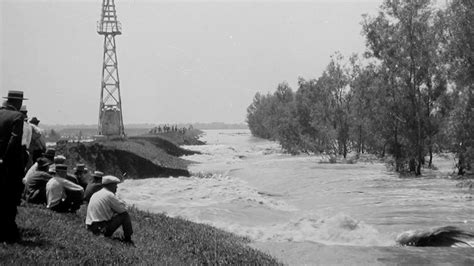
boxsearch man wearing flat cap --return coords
[0,90,26,243]
[46,164,84,213]
[86,175,134,244]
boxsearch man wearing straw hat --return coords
[46,164,84,213]
[0,90,27,243]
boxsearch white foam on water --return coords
[119,173,297,213]
[203,212,394,247]
[182,130,283,170]
[119,173,393,247]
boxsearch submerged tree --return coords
[362,0,442,174]
[347,58,385,156]
[247,83,299,153]
[270,83,301,154]
[277,54,353,157]
[442,0,474,175]
[320,54,351,158]
[246,92,273,139]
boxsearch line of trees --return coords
[246,0,473,176]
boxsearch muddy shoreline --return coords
[55,131,203,179]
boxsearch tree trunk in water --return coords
[394,128,403,172]
[428,146,433,168]
[343,142,347,159]
[409,158,416,173]
[416,157,422,176]
[358,125,362,154]
[458,153,465,175]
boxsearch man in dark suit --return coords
[0,90,26,243]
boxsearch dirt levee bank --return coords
[144,129,206,146]
[129,135,198,157]
[56,134,202,179]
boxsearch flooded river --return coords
[119,129,474,265]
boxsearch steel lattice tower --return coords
[97,0,124,137]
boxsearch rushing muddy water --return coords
[119,129,474,265]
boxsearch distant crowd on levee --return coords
[0,90,134,245]
[149,124,193,135]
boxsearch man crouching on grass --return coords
[85,175,134,244]
[46,164,84,213]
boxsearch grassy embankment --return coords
[0,204,279,264]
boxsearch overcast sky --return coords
[0,0,382,125]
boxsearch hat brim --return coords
[3,96,28,100]
[103,181,121,185]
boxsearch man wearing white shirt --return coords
[19,105,32,148]
[46,164,84,213]
[86,175,133,244]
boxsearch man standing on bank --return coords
[28,116,46,164]
[0,90,26,243]
[19,105,32,170]
[86,175,134,244]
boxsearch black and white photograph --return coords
[0,0,473,264]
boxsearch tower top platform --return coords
[97,21,122,35]
[97,0,122,35]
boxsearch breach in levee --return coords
[396,226,474,247]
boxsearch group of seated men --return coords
[22,148,134,244]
